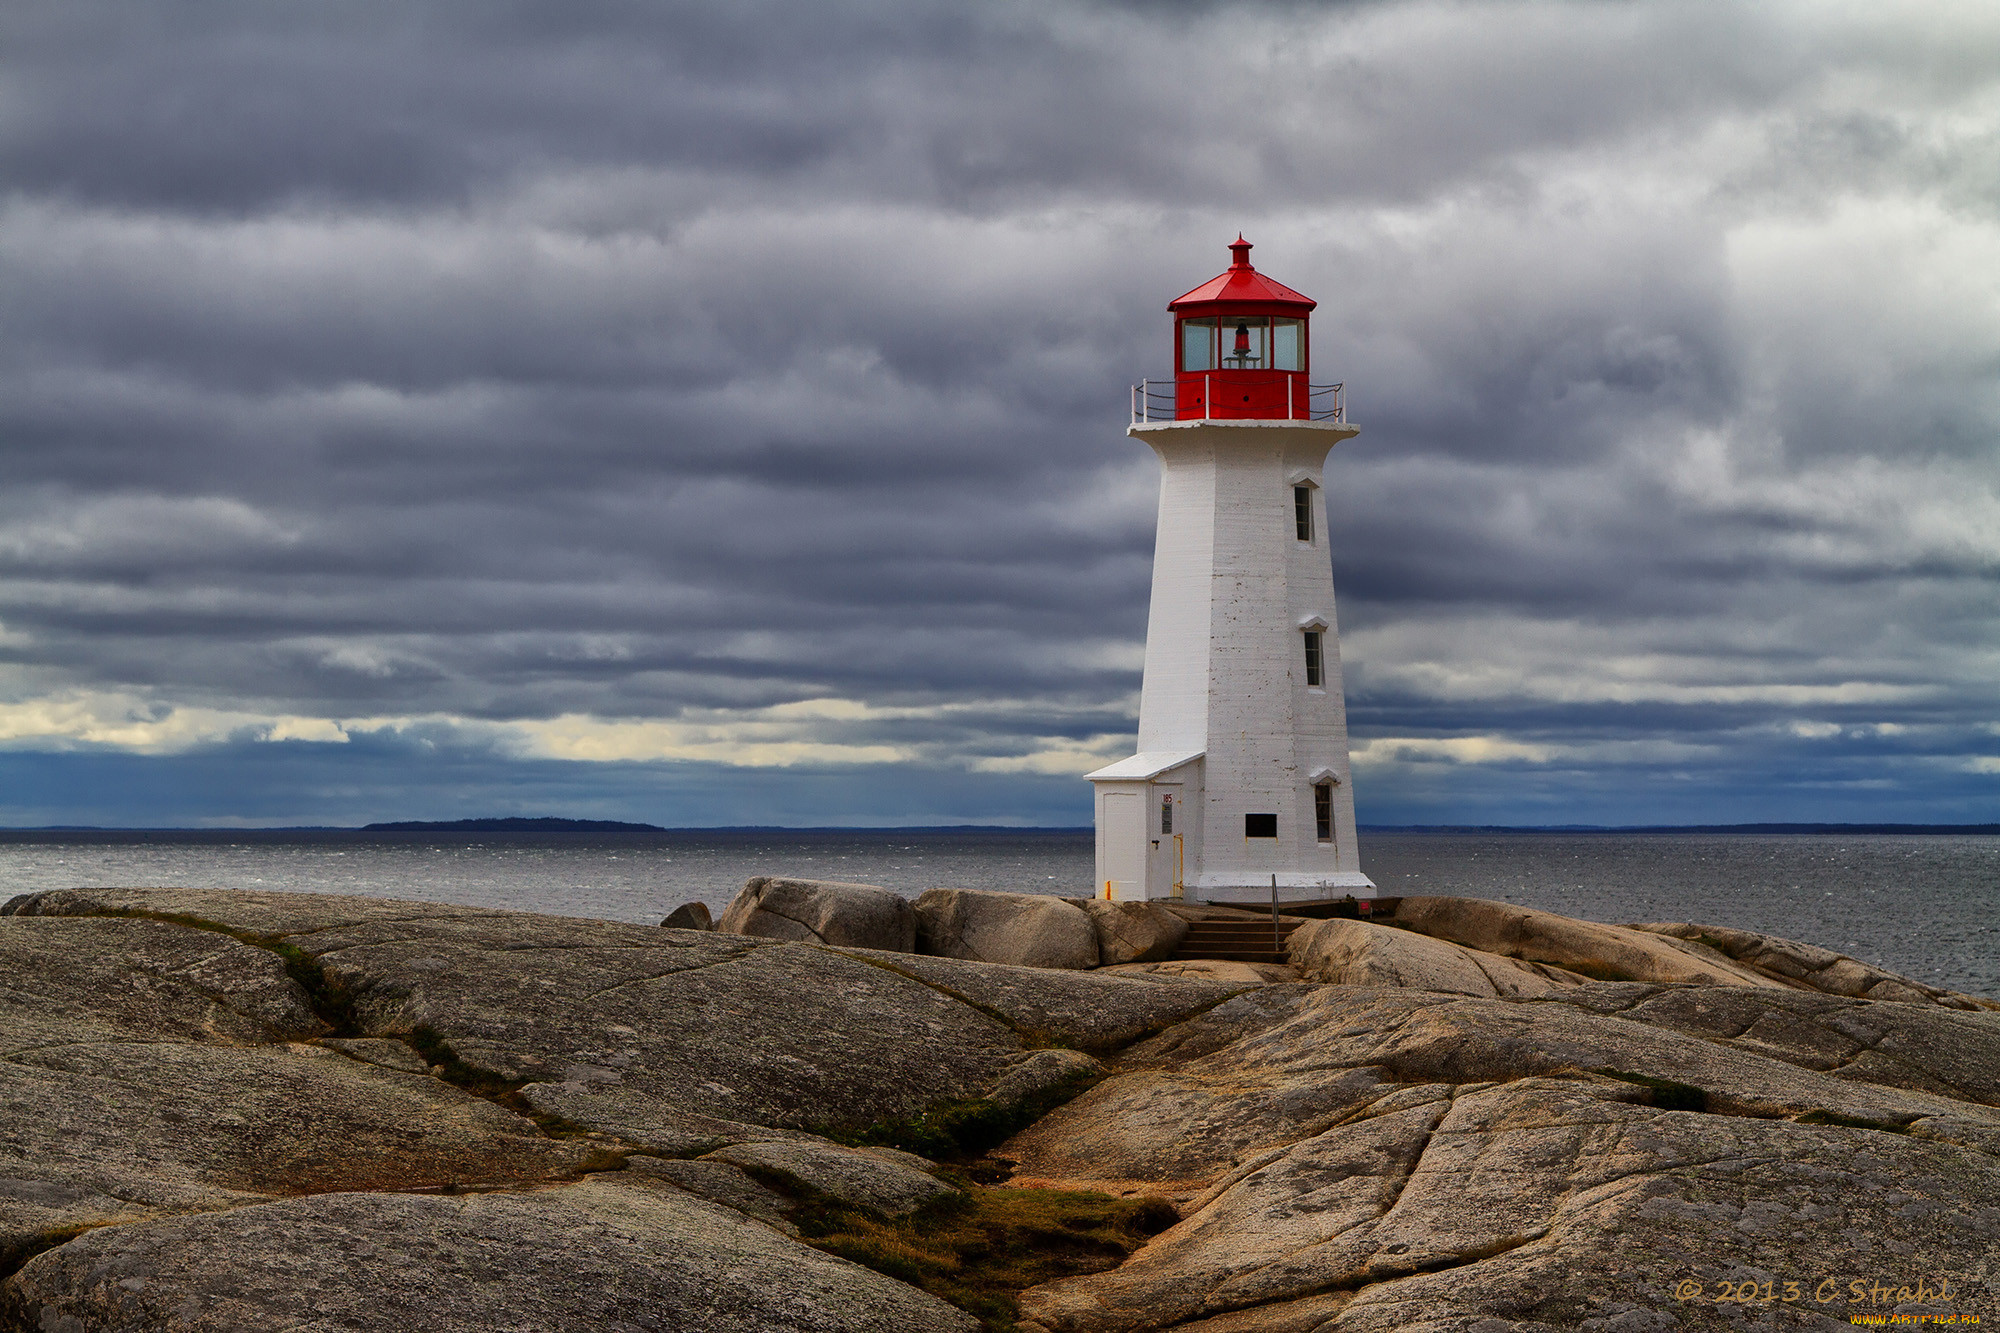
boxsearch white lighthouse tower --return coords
[1088,238,1374,905]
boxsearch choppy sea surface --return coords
[1,829,1993,998]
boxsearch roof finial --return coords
[1228,235,1253,270]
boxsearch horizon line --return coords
[2,820,1997,835]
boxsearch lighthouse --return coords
[1087,238,1374,905]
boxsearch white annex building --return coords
[1088,238,1375,905]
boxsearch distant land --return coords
[357,820,1096,833]
[360,817,668,833]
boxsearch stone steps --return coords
[1175,918,1302,964]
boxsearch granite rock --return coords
[1020,1074,1997,1333]
[4,886,511,938]
[2,1176,981,1333]
[1391,895,1787,988]
[624,1153,801,1232]
[1286,915,1588,997]
[0,913,591,1262]
[1011,984,2000,1332]
[1072,899,1190,965]
[1103,959,1299,986]
[705,1137,957,1216]
[0,913,325,1050]
[321,933,1028,1130]
[717,876,916,952]
[1543,981,2000,1106]
[7,887,1038,1130]
[1633,919,1993,1008]
[10,886,1996,1333]
[838,946,1242,1052]
[659,900,714,930]
[915,888,1100,970]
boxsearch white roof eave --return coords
[1085,749,1205,782]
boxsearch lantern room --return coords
[1168,236,1317,420]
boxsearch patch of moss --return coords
[1795,1110,1911,1135]
[401,1025,617,1148]
[822,1066,1103,1161]
[1592,1068,1709,1113]
[773,1180,1177,1332]
[262,940,361,1037]
[405,1025,526,1101]
[397,1026,621,1152]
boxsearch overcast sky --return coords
[2,0,1996,828]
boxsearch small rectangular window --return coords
[1314,784,1332,843]
[1294,486,1313,542]
[1245,813,1277,838]
[1303,630,1323,687]
[1272,319,1303,371]
[1180,318,1216,372]
[1160,794,1173,835]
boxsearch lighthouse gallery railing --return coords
[1130,377,1344,425]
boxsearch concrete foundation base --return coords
[1192,872,1376,904]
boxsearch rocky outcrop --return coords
[1286,915,1588,997]
[704,1138,957,1217]
[659,900,712,930]
[3,886,1123,1132]
[4,885,1994,1333]
[1391,894,1791,988]
[1104,958,1299,985]
[1009,982,2000,1331]
[0,912,594,1258]
[1378,895,1993,1011]
[1071,899,1189,965]
[0,883,1223,1317]
[915,888,1099,969]
[1634,918,1991,1008]
[841,947,1239,1052]
[4,1178,979,1333]
[717,875,916,951]
[1020,1068,1996,1333]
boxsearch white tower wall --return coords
[1090,417,1372,903]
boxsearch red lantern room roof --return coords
[1168,236,1315,313]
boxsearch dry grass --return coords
[778,1180,1178,1331]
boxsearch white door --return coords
[1102,792,1145,900]
[1151,785,1182,900]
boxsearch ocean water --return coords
[1,829,1993,998]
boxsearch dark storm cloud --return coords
[1,0,1996,823]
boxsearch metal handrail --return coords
[1131,379,1178,423]
[1131,377,1345,424]
[1307,381,1345,423]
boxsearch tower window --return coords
[1314,784,1333,843]
[1303,630,1323,687]
[1273,318,1304,371]
[1294,486,1313,542]
[1180,318,1216,372]
[1245,813,1277,839]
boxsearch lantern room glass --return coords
[1272,318,1303,371]
[1223,318,1268,368]
[1181,318,1216,372]
[1178,315,1305,375]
